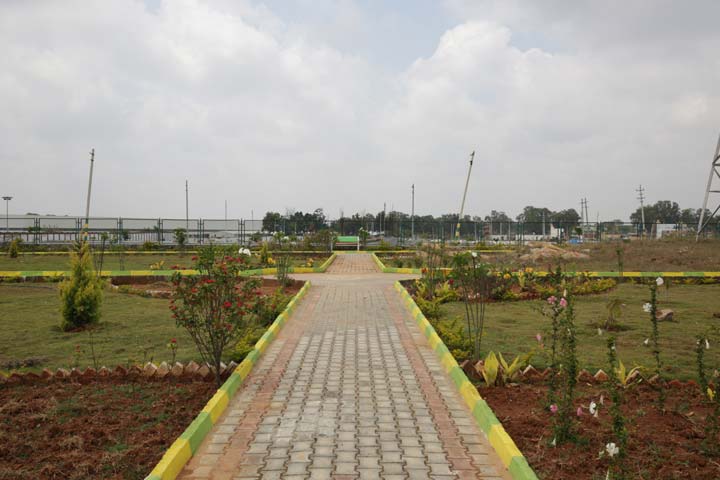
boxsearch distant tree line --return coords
[261,201,716,237]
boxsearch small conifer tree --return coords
[59,241,103,331]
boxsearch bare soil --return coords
[0,378,215,480]
[111,277,303,298]
[481,381,720,479]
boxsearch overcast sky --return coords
[2,0,719,221]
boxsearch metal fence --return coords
[0,215,265,246]
[1,215,718,246]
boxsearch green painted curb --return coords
[179,412,213,454]
[393,280,538,480]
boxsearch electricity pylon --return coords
[697,132,720,240]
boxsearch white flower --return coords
[706,339,711,350]
[605,442,619,458]
[589,401,597,415]
[656,277,664,286]
[597,328,603,336]
[643,338,650,346]
[239,247,251,256]
[471,251,477,258]
[550,437,556,447]
[643,303,652,313]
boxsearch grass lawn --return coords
[0,253,329,271]
[436,283,720,379]
[379,239,720,272]
[0,283,201,372]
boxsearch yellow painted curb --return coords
[488,424,523,467]
[235,359,252,380]
[201,391,229,423]
[149,439,192,480]
[460,381,482,409]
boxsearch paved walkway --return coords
[179,254,509,480]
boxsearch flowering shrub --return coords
[605,337,629,479]
[647,277,665,409]
[170,247,260,386]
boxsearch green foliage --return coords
[432,318,473,360]
[450,252,506,362]
[253,288,291,326]
[606,337,629,478]
[648,280,665,409]
[173,228,188,251]
[554,293,579,444]
[7,237,22,258]
[481,350,533,387]
[695,334,720,454]
[274,237,291,286]
[259,242,270,266]
[59,241,104,332]
[604,298,625,331]
[231,325,267,362]
[415,294,441,319]
[142,241,160,251]
[170,247,259,386]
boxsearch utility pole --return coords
[697,131,720,240]
[83,149,95,239]
[2,196,12,243]
[411,184,415,241]
[185,180,189,230]
[455,151,475,239]
[637,185,646,238]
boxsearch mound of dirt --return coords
[519,243,589,262]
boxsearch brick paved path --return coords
[179,255,509,480]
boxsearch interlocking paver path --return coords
[179,254,510,480]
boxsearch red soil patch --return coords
[481,381,720,479]
[0,378,215,480]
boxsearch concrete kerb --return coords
[143,280,311,480]
[0,254,338,280]
[393,281,539,480]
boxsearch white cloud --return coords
[1,0,719,221]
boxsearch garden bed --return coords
[423,283,720,379]
[481,380,719,479]
[110,277,303,299]
[0,377,215,480]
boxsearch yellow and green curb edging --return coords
[394,281,538,480]
[0,253,337,279]
[144,280,311,480]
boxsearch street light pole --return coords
[2,196,12,243]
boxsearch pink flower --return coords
[550,404,558,414]
[535,333,542,343]
[576,407,583,417]
[559,297,568,308]
[547,296,557,304]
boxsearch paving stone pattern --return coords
[179,255,509,479]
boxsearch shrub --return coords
[173,228,188,253]
[142,241,160,251]
[170,247,259,386]
[432,318,473,360]
[59,241,104,332]
[7,238,22,258]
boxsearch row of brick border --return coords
[0,253,338,279]
[144,280,311,480]
[393,281,538,480]
[374,252,720,277]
